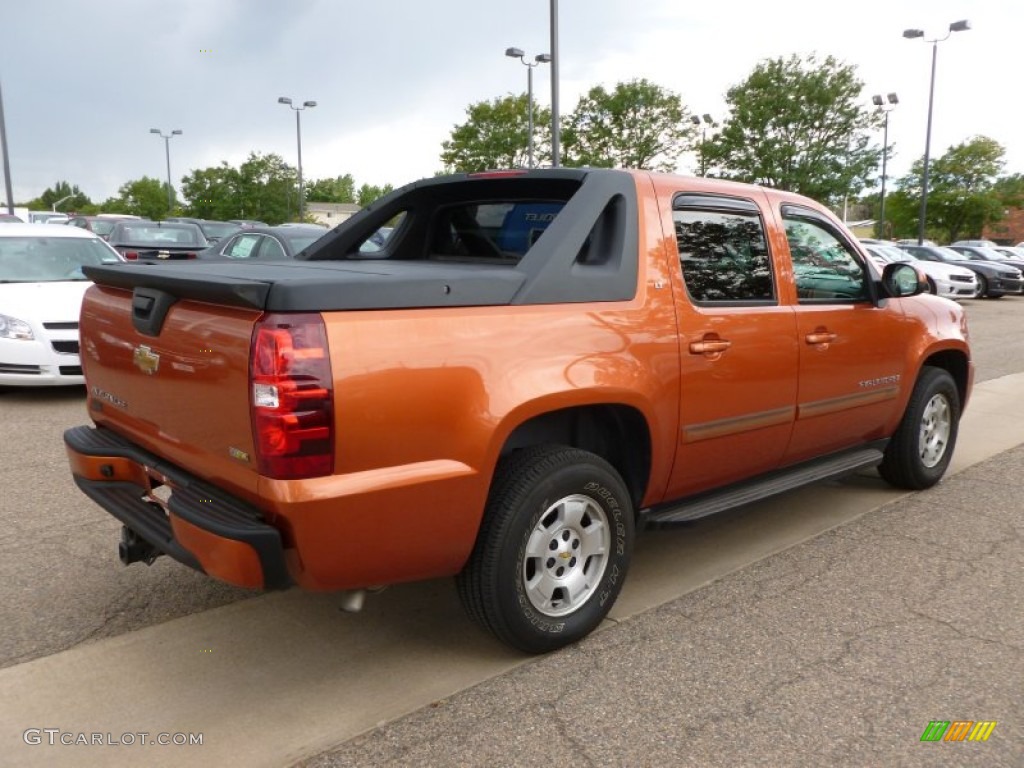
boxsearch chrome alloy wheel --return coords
[522,494,610,617]
[919,393,952,468]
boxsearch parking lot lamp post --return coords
[903,20,970,245]
[872,93,898,239]
[52,194,76,213]
[549,0,560,167]
[0,78,13,216]
[278,97,316,221]
[689,113,714,177]
[505,48,552,168]
[149,128,182,213]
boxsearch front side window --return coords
[673,205,775,303]
[782,211,868,302]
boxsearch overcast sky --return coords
[2,0,1019,206]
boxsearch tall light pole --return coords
[903,19,970,245]
[505,47,552,169]
[278,96,316,221]
[689,113,714,177]
[549,0,560,167]
[872,93,898,239]
[149,128,182,213]
[52,193,76,213]
[0,78,14,216]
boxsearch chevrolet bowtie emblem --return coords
[133,345,160,375]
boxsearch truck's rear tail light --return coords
[250,313,334,479]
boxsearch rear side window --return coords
[673,200,775,304]
[429,201,567,264]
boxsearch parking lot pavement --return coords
[300,443,1023,768]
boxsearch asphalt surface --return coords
[0,296,1021,767]
[299,442,1022,767]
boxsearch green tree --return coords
[235,152,297,224]
[562,79,693,171]
[180,163,240,220]
[109,176,172,220]
[707,54,881,206]
[440,93,551,173]
[306,174,357,204]
[25,180,91,212]
[356,182,394,207]
[889,136,1008,242]
[180,152,297,224]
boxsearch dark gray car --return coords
[903,244,1023,298]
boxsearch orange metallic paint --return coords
[66,449,153,489]
[169,513,265,589]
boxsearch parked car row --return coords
[906,245,1024,298]
[861,243,978,299]
[860,237,1024,299]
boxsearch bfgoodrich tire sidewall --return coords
[500,463,633,652]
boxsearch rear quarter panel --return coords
[263,176,685,589]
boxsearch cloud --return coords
[1,0,1020,205]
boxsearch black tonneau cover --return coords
[82,260,528,311]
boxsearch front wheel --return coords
[457,446,634,653]
[879,367,960,490]
[975,274,988,297]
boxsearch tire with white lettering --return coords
[457,445,633,654]
[879,366,960,489]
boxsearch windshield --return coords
[0,237,117,282]
[976,247,1011,261]
[286,235,321,251]
[116,224,205,245]
[201,222,240,239]
[90,220,117,236]
[937,248,969,261]
[879,246,912,262]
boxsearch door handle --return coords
[805,331,837,345]
[689,338,732,355]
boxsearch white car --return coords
[0,224,122,386]
[863,243,979,299]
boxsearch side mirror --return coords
[881,262,927,297]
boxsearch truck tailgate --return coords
[80,284,263,503]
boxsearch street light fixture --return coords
[505,47,552,169]
[549,0,560,167]
[0,78,14,217]
[689,113,715,177]
[278,96,317,221]
[872,93,898,239]
[52,193,77,213]
[903,19,970,245]
[149,128,183,214]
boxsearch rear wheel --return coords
[457,445,634,653]
[879,367,960,490]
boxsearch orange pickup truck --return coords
[65,169,972,652]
